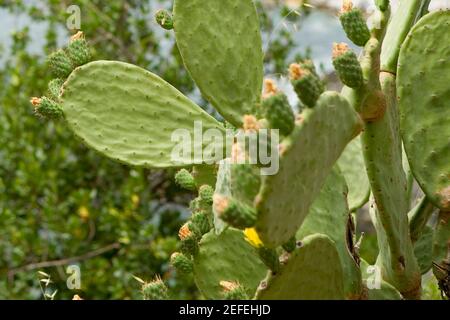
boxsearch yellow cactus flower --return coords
[131,194,140,207]
[78,206,89,220]
[244,228,263,248]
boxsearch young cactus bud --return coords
[220,281,249,300]
[155,9,174,30]
[230,164,261,204]
[67,31,91,67]
[48,49,73,78]
[258,247,280,273]
[179,223,199,256]
[299,59,318,76]
[289,63,324,108]
[175,169,197,191]
[339,0,370,47]
[48,78,64,101]
[170,252,193,274]
[214,195,257,229]
[198,185,214,205]
[142,276,169,300]
[191,211,212,236]
[261,80,295,136]
[332,43,364,88]
[282,236,297,253]
[30,96,63,119]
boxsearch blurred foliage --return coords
[0,0,302,299]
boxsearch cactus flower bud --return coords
[175,169,197,191]
[339,1,370,47]
[214,195,257,229]
[170,252,193,274]
[332,42,364,88]
[31,96,63,119]
[289,63,324,108]
[198,185,214,205]
[142,276,169,300]
[179,223,199,256]
[261,89,295,136]
[48,78,64,101]
[191,211,212,236]
[155,9,174,30]
[220,281,248,300]
[48,49,73,78]
[67,31,91,67]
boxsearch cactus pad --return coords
[297,168,363,298]
[255,92,362,247]
[60,60,225,168]
[398,11,450,210]
[193,228,267,299]
[255,234,345,300]
[173,0,263,126]
[337,137,370,211]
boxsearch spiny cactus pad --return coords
[60,60,225,168]
[398,11,450,210]
[360,259,403,300]
[297,168,363,298]
[193,228,267,300]
[173,0,263,126]
[255,234,345,300]
[255,92,362,247]
[337,137,370,211]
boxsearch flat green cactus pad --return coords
[297,168,363,299]
[414,226,433,274]
[255,92,362,247]
[337,136,370,211]
[60,60,225,168]
[173,0,263,127]
[360,260,403,300]
[255,234,345,300]
[433,211,450,265]
[398,11,450,210]
[193,228,267,299]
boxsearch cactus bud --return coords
[214,195,257,229]
[258,247,280,273]
[220,281,248,300]
[289,63,324,108]
[339,1,370,47]
[198,185,214,205]
[48,78,64,101]
[191,211,212,236]
[142,276,169,300]
[170,252,193,274]
[262,78,278,100]
[179,223,199,256]
[175,169,197,191]
[30,96,63,119]
[67,31,91,67]
[262,89,295,136]
[48,49,73,78]
[282,236,297,253]
[155,9,174,30]
[332,43,364,88]
[231,164,261,203]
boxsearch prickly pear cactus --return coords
[32,0,450,300]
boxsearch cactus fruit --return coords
[220,281,249,300]
[261,79,295,136]
[48,49,73,78]
[33,0,450,300]
[67,31,91,67]
[142,276,169,300]
[155,9,174,30]
[289,63,324,108]
[175,169,196,191]
[30,96,63,119]
[170,252,193,274]
[332,43,364,89]
[339,0,370,47]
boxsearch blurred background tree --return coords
[0,0,306,299]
